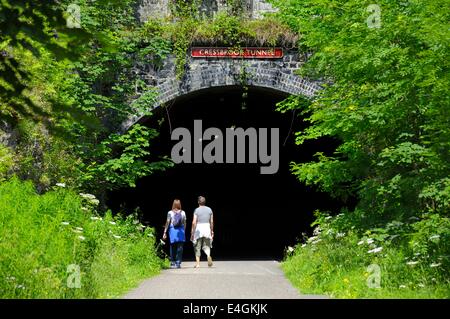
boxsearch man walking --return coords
[191,196,214,268]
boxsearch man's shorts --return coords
[194,237,211,257]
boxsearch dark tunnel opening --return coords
[107,86,344,261]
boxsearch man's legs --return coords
[202,238,213,267]
[194,238,203,268]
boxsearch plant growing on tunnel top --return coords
[141,8,297,78]
[237,62,253,111]
[226,0,248,16]
[170,0,248,18]
[170,0,203,19]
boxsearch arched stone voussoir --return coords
[121,50,321,131]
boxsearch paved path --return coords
[124,260,326,299]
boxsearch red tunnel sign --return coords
[191,47,283,59]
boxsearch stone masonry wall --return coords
[122,49,320,130]
[137,0,277,22]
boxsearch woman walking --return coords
[163,199,186,269]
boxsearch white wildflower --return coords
[429,235,440,241]
[336,232,345,238]
[418,284,425,288]
[78,236,85,241]
[308,236,318,242]
[399,285,406,289]
[406,261,419,266]
[82,207,89,211]
[89,199,100,206]
[287,246,295,253]
[301,244,307,248]
[75,227,83,231]
[357,240,365,245]
[366,238,374,244]
[430,263,441,268]
[312,239,322,245]
[61,222,70,226]
[6,276,16,281]
[368,247,383,254]
[56,183,66,188]
[90,216,100,221]
[313,226,321,236]
[16,284,26,289]
[79,193,96,200]
[109,221,116,225]
[113,235,121,239]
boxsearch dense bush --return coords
[0,178,165,298]
[273,0,450,298]
[283,211,450,298]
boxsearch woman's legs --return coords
[175,242,184,268]
[169,243,175,267]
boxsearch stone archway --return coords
[122,49,320,130]
[109,85,339,259]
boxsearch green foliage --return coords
[272,0,450,297]
[141,9,297,78]
[1,0,174,194]
[283,211,450,298]
[81,124,173,191]
[272,0,449,220]
[0,144,14,181]
[0,177,165,298]
[0,0,89,126]
[13,120,82,192]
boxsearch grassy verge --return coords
[282,213,450,299]
[0,177,167,298]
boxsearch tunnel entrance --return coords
[108,86,341,260]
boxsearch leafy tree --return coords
[1,0,173,194]
[0,0,89,126]
[272,0,449,223]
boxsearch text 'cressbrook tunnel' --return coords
[107,85,344,260]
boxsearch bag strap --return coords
[171,210,183,223]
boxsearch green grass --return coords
[282,230,450,299]
[0,177,167,298]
